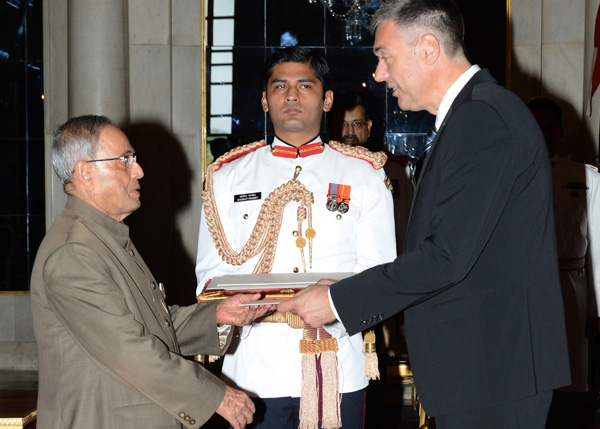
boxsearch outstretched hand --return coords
[276,280,337,328]
[216,385,255,429]
[216,294,275,326]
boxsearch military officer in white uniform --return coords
[587,164,600,318]
[529,97,600,428]
[195,47,395,428]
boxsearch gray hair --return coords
[51,115,113,188]
[371,0,466,58]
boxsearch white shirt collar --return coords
[435,64,481,130]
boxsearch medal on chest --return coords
[326,183,352,214]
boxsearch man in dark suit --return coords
[279,0,571,427]
[31,115,272,428]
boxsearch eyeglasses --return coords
[342,121,368,129]
[87,154,137,169]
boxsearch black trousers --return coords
[245,389,365,429]
[434,390,553,429]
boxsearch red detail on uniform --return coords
[592,3,600,98]
[339,184,351,203]
[272,142,324,158]
[271,146,299,158]
[327,183,351,204]
[316,354,323,422]
[214,142,267,171]
[298,142,325,157]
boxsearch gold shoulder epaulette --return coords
[328,141,387,170]
[211,140,267,172]
[385,176,394,192]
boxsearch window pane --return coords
[233,0,264,47]
[0,138,27,215]
[211,51,233,64]
[0,62,26,139]
[27,62,44,138]
[231,48,264,136]
[211,84,232,115]
[214,0,234,17]
[210,116,232,135]
[213,19,234,46]
[211,65,232,83]
[266,0,324,47]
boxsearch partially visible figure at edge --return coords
[528,97,600,429]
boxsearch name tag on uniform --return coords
[234,192,261,202]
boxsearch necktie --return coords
[413,127,437,183]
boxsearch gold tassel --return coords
[320,350,341,429]
[363,329,380,380]
[299,353,319,429]
[299,330,340,429]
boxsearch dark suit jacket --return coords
[31,196,231,428]
[331,69,571,416]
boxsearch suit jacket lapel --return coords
[406,69,496,233]
[413,69,495,190]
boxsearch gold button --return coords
[292,230,298,237]
[336,214,342,220]
[293,267,299,273]
[185,415,190,421]
[243,214,248,219]
[179,412,185,418]
[190,420,196,425]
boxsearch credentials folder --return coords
[197,272,354,304]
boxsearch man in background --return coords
[329,91,414,254]
[328,91,373,147]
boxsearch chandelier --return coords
[307,0,384,43]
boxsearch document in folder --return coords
[197,272,354,305]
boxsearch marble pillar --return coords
[67,0,129,125]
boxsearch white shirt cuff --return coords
[328,288,342,322]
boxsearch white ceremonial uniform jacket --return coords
[195,137,396,398]
[551,156,600,391]
[586,163,600,316]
